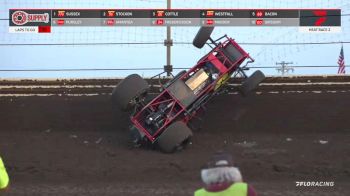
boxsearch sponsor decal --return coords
[12,11,49,25]
[215,73,230,90]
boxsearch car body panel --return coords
[130,37,253,142]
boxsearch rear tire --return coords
[112,74,149,111]
[240,70,265,96]
[193,27,214,49]
[157,121,193,153]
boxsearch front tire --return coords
[193,27,214,49]
[157,121,193,153]
[112,74,149,111]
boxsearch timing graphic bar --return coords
[8,9,341,33]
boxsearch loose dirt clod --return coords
[319,140,328,144]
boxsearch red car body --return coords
[131,36,253,142]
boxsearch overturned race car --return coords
[112,27,265,153]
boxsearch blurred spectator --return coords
[0,156,9,190]
[194,151,257,196]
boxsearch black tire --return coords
[157,121,193,153]
[193,27,214,49]
[112,74,149,111]
[240,70,265,96]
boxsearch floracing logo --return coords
[12,11,49,25]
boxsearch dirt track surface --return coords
[0,76,349,195]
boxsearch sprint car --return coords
[112,27,265,153]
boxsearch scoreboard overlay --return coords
[8,9,341,33]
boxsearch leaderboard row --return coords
[9,9,341,27]
[50,9,300,18]
[49,18,301,26]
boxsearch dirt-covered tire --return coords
[193,27,214,49]
[240,70,265,96]
[112,74,149,111]
[157,121,193,153]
